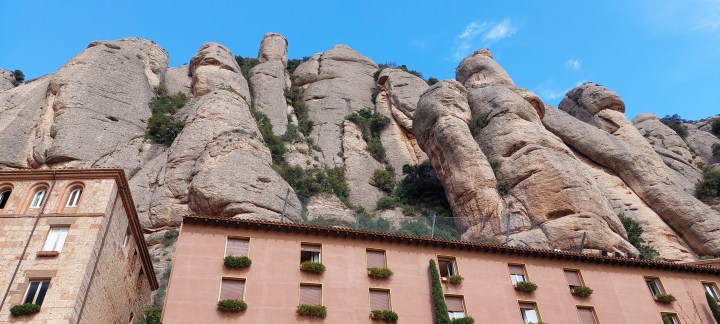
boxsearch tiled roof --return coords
[184,215,720,275]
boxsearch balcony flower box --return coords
[571,286,593,297]
[450,316,475,324]
[224,256,252,269]
[655,293,676,303]
[10,304,40,316]
[370,310,399,322]
[367,267,393,279]
[514,281,538,293]
[297,304,327,318]
[217,299,247,312]
[300,261,326,274]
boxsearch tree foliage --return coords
[618,213,659,259]
[11,69,24,86]
[234,56,260,80]
[429,259,451,324]
[707,292,720,324]
[660,114,689,138]
[346,109,391,163]
[711,119,720,138]
[147,86,187,145]
[696,169,720,201]
[134,306,161,324]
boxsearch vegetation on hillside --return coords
[234,56,260,80]
[618,213,659,259]
[712,118,720,138]
[346,109,391,163]
[696,168,720,201]
[11,69,24,86]
[147,85,187,145]
[660,114,689,138]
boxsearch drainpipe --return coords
[75,185,120,324]
[0,170,57,313]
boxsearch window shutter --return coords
[220,279,245,300]
[578,308,597,324]
[509,265,526,275]
[300,285,322,305]
[445,296,464,312]
[226,238,249,256]
[367,250,386,268]
[301,244,321,253]
[369,290,390,311]
[564,270,583,287]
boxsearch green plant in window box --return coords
[297,304,327,318]
[217,299,247,312]
[571,286,593,297]
[450,316,475,324]
[224,256,252,268]
[370,310,399,322]
[10,304,40,316]
[655,293,676,303]
[447,274,464,285]
[514,281,538,293]
[368,267,393,278]
[300,261,326,273]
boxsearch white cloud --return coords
[452,18,517,60]
[483,18,517,42]
[643,0,720,33]
[565,59,582,71]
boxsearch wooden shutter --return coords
[300,285,322,305]
[369,290,390,311]
[226,238,249,256]
[220,279,245,300]
[367,250,386,268]
[509,265,525,275]
[564,270,583,287]
[578,308,597,324]
[445,296,464,312]
[301,244,321,253]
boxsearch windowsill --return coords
[36,251,59,257]
[441,277,448,282]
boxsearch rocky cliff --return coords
[2,35,719,276]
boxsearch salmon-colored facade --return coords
[163,216,720,324]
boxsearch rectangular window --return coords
[23,280,50,306]
[438,257,458,278]
[369,289,391,311]
[299,284,322,305]
[645,277,665,297]
[42,227,69,252]
[509,264,527,285]
[564,269,584,288]
[704,282,720,301]
[519,302,541,324]
[226,238,249,257]
[219,278,245,301]
[577,306,598,324]
[367,249,386,268]
[445,295,466,319]
[662,313,681,324]
[300,243,321,263]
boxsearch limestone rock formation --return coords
[544,106,720,256]
[294,45,378,166]
[189,42,250,101]
[306,193,355,224]
[0,69,15,91]
[632,113,702,185]
[164,65,192,96]
[685,123,720,166]
[249,34,291,136]
[343,121,385,210]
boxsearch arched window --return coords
[66,188,82,207]
[30,189,46,209]
[0,190,11,209]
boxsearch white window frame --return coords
[511,274,527,285]
[30,189,47,208]
[438,257,458,277]
[645,277,665,297]
[520,304,540,324]
[300,244,321,263]
[704,282,720,301]
[23,280,50,305]
[448,311,466,319]
[42,227,69,252]
[66,188,82,207]
[663,313,681,324]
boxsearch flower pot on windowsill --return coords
[446,275,464,285]
[217,299,247,312]
[571,286,593,297]
[655,293,676,303]
[10,304,40,316]
[514,281,538,293]
[368,267,393,279]
[450,316,475,324]
[36,251,59,258]
[300,261,326,274]
[224,256,252,269]
[370,310,399,322]
[297,304,327,318]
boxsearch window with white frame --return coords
[300,243,321,263]
[66,188,82,207]
[662,313,680,324]
[42,227,69,252]
[445,295,466,319]
[509,264,527,285]
[704,282,720,301]
[30,189,47,208]
[0,190,11,209]
[23,280,50,306]
[438,257,458,278]
[645,277,665,297]
[519,302,541,324]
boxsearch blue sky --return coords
[1,0,718,120]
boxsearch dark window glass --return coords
[23,282,39,304]
[0,190,11,209]
[35,282,49,306]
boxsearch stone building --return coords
[0,169,157,323]
[164,216,720,323]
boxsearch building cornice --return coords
[0,168,159,289]
[184,215,720,276]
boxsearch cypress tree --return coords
[707,292,720,324]
[429,259,451,324]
